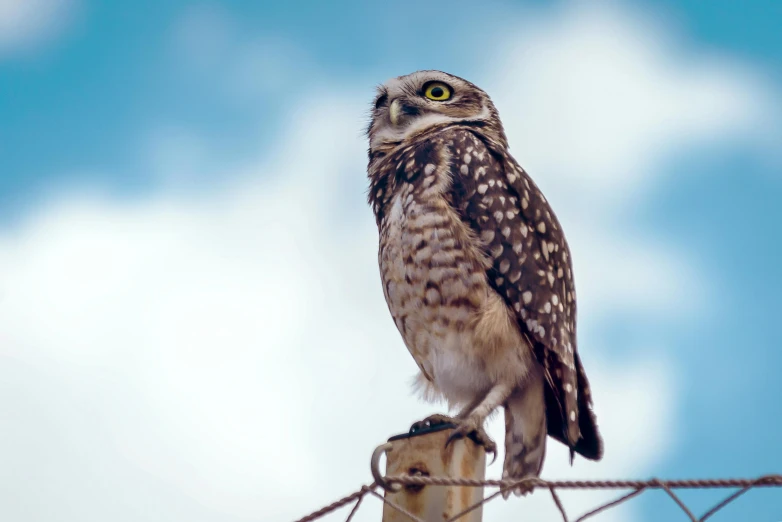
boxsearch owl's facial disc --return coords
[369,70,498,153]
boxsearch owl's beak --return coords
[389,98,402,126]
[388,98,419,127]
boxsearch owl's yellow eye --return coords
[423,82,452,101]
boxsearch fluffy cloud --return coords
[484,2,777,206]
[0,0,74,54]
[480,2,777,327]
[0,2,775,522]
[0,94,676,522]
[170,3,307,101]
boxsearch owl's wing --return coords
[441,126,603,461]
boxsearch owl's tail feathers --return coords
[543,354,604,463]
[501,368,547,499]
[572,352,603,461]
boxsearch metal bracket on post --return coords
[373,423,486,522]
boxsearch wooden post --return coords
[380,424,486,522]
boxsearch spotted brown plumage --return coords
[446,127,601,462]
[366,70,603,495]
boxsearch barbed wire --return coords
[295,471,782,522]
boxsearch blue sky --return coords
[1,1,781,521]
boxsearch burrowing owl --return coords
[366,70,603,495]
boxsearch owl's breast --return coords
[377,186,497,391]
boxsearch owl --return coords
[366,70,603,496]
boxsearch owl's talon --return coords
[444,421,497,462]
[500,474,534,498]
[487,448,498,465]
[409,414,455,434]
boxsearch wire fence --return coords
[295,470,782,522]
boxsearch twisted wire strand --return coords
[293,474,782,522]
[294,483,376,522]
[382,474,782,489]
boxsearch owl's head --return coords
[367,70,507,156]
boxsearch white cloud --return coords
[0,97,677,522]
[170,3,307,101]
[485,2,778,207]
[478,1,782,325]
[143,126,212,187]
[0,0,74,54]
[0,2,776,522]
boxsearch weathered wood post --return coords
[375,423,486,522]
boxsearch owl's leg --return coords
[445,383,513,462]
[501,365,547,499]
[408,392,487,433]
